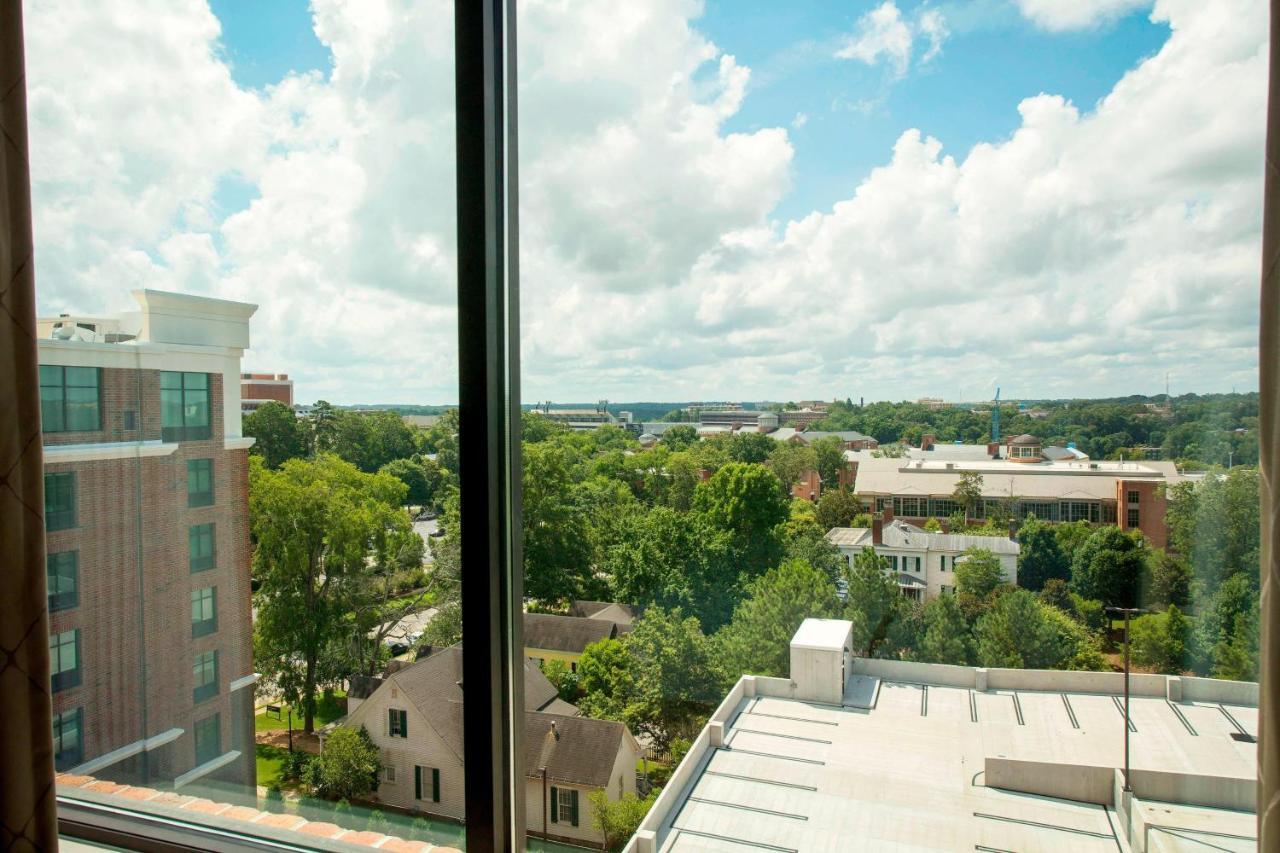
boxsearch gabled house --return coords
[334,645,640,848]
[523,612,619,670]
[826,518,1019,601]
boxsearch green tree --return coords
[330,411,417,473]
[951,472,984,521]
[768,442,818,496]
[916,593,971,665]
[622,607,723,751]
[379,457,431,506]
[601,506,737,630]
[314,726,379,800]
[1054,520,1094,564]
[1147,549,1193,608]
[729,431,776,464]
[1193,572,1259,679]
[815,488,862,531]
[1038,578,1074,614]
[243,400,309,468]
[955,548,1007,604]
[1130,605,1191,674]
[842,548,905,657]
[975,590,1061,669]
[782,525,845,584]
[541,659,581,703]
[693,463,788,580]
[1015,515,1068,592]
[577,637,636,722]
[1166,467,1260,594]
[716,560,837,678]
[664,451,701,511]
[1068,526,1149,608]
[589,790,659,852]
[659,424,699,451]
[523,441,595,602]
[811,436,848,490]
[251,455,409,731]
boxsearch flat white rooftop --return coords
[789,618,851,652]
[643,674,1257,852]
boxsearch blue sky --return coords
[27,0,1264,404]
[207,0,1169,225]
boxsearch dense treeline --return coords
[813,392,1258,466]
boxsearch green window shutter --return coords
[388,709,395,735]
[550,786,559,823]
[414,765,422,800]
[400,709,408,738]
[432,767,440,802]
[570,789,579,827]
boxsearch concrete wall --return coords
[986,757,1255,814]
[848,657,1257,705]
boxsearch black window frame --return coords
[1128,508,1141,528]
[53,707,84,771]
[50,629,81,693]
[189,523,216,572]
[191,586,217,638]
[160,371,212,442]
[187,458,214,507]
[193,713,221,766]
[47,550,79,612]
[192,650,218,704]
[44,471,77,531]
[39,364,102,433]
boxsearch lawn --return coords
[255,744,288,787]
[256,690,348,732]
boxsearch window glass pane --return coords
[30,5,467,842]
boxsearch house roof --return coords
[569,600,636,626]
[1009,433,1041,445]
[348,675,383,700]
[852,456,1182,501]
[524,713,631,788]
[524,612,617,653]
[797,430,876,444]
[824,521,1020,556]
[385,646,559,761]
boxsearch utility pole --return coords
[1106,606,1145,792]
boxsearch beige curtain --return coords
[0,3,57,852]
[1262,1,1280,848]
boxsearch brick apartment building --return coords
[240,372,293,414]
[39,290,258,789]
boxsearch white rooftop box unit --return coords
[790,618,853,705]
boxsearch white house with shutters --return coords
[331,646,641,848]
[825,519,1019,601]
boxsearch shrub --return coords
[314,727,380,801]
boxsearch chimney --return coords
[551,721,559,741]
[922,434,936,451]
[987,441,1000,459]
[872,514,884,545]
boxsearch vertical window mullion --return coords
[455,0,524,847]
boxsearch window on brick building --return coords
[161,371,211,441]
[187,458,214,507]
[1127,490,1141,504]
[52,707,83,771]
[193,650,219,703]
[191,587,217,638]
[47,551,78,612]
[189,523,216,572]
[39,365,101,432]
[193,713,221,765]
[44,472,76,531]
[1128,508,1140,528]
[50,630,80,692]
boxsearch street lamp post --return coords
[1106,606,1145,792]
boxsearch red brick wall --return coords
[45,370,255,786]
[792,469,822,502]
[1117,479,1168,550]
[241,382,292,405]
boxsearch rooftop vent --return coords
[1231,732,1256,743]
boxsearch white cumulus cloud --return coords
[1015,0,1151,31]
[21,0,1267,404]
[835,2,949,76]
